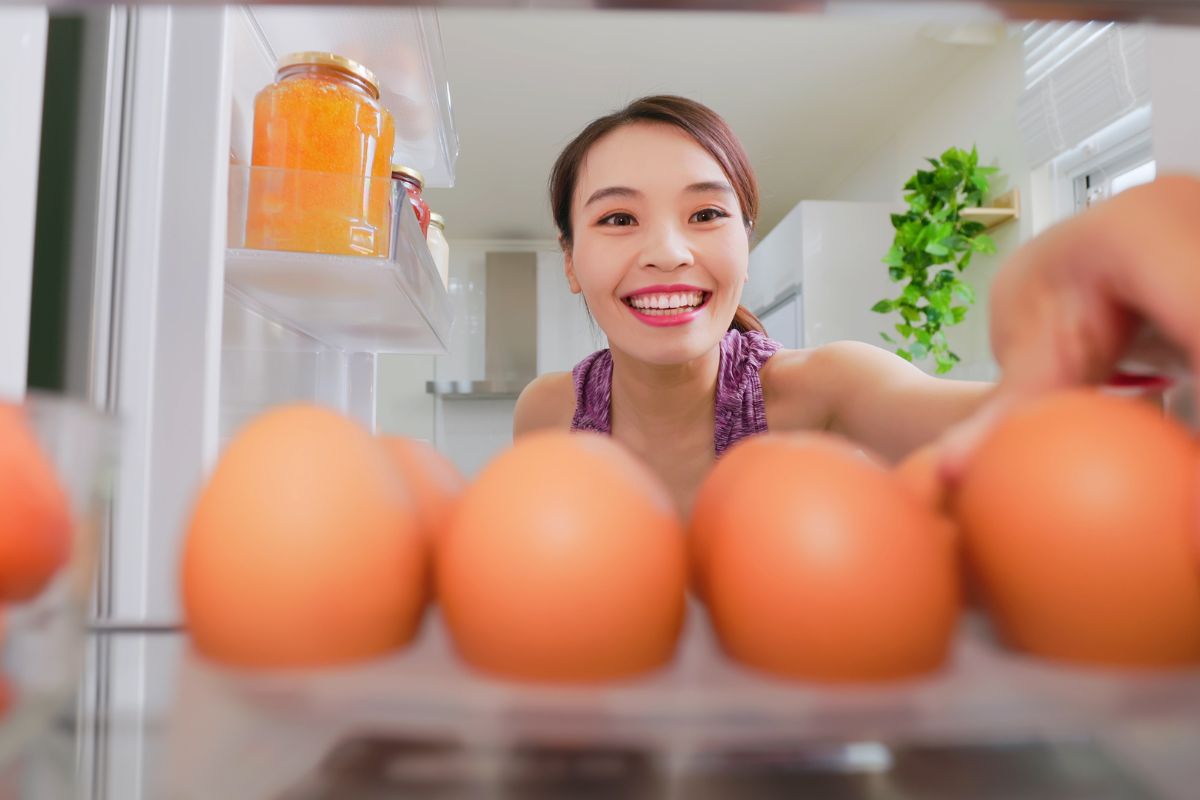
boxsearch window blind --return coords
[1017,21,1149,167]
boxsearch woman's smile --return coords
[621,284,713,326]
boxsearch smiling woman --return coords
[514,95,994,513]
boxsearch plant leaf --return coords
[880,331,896,344]
[952,282,975,304]
[871,299,895,313]
[972,234,997,254]
[911,341,929,360]
[896,348,913,362]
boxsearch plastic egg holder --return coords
[0,393,115,765]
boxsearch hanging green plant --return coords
[872,146,999,374]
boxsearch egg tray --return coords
[159,606,1200,797]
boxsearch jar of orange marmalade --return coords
[246,52,395,256]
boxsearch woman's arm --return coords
[941,174,1200,475]
[512,372,576,438]
[765,341,993,463]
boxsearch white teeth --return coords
[626,291,707,313]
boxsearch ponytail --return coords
[729,305,766,335]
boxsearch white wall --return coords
[0,8,48,397]
[816,35,1030,382]
[1149,25,1200,174]
[376,238,604,476]
[376,354,436,442]
[798,201,904,349]
[536,250,607,375]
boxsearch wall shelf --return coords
[960,187,1020,231]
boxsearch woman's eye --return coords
[691,207,729,223]
[599,213,636,227]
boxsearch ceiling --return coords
[422,8,998,242]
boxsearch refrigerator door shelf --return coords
[225,166,454,355]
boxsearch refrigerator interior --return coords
[37,5,1200,800]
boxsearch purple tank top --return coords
[570,329,783,457]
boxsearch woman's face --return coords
[565,123,750,366]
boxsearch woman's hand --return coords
[941,174,1200,477]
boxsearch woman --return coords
[514,95,1200,513]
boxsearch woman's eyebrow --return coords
[684,180,734,196]
[584,186,641,207]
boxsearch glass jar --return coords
[392,164,431,237]
[246,52,395,256]
[426,211,450,289]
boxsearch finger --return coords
[1094,177,1200,383]
[936,386,1023,485]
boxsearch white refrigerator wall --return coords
[0,8,48,397]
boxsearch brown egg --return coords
[692,433,959,682]
[955,390,1200,667]
[437,431,687,682]
[0,672,13,719]
[0,403,72,601]
[895,443,980,606]
[182,405,426,668]
[377,436,466,550]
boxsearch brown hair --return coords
[549,95,765,335]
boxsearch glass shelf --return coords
[225,165,453,354]
[154,610,1200,797]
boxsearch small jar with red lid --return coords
[392,164,431,237]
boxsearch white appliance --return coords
[748,200,901,349]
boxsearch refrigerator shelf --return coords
[160,609,1200,797]
[225,166,453,355]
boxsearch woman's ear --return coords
[562,243,582,295]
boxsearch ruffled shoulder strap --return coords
[713,329,783,456]
[570,348,613,434]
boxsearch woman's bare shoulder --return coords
[762,341,902,391]
[759,342,894,431]
[513,372,577,437]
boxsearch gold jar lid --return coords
[391,164,426,188]
[278,52,380,98]
[429,211,445,230]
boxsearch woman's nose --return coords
[638,224,694,272]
